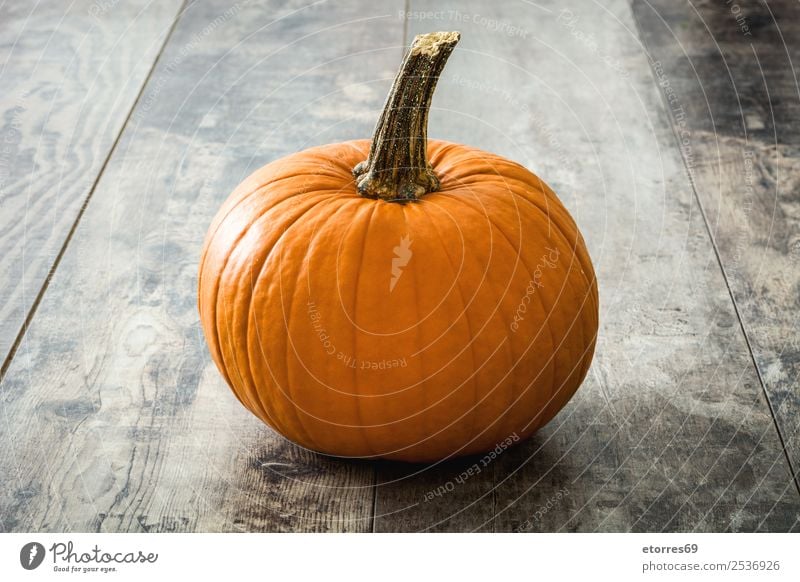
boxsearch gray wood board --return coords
[0,0,406,532]
[371,0,800,531]
[0,0,184,368]
[631,0,800,497]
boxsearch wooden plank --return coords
[373,0,800,531]
[631,0,800,496]
[373,458,496,532]
[0,0,184,368]
[0,0,406,532]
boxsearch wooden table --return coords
[1,0,798,532]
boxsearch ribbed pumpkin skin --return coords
[198,139,598,462]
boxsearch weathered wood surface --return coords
[0,0,184,369]
[372,0,800,531]
[631,0,800,495]
[0,0,406,532]
[1,0,798,532]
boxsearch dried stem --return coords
[353,31,460,201]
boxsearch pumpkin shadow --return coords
[262,427,571,491]
[373,451,486,478]
[303,437,537,487]
[298,447,488,478]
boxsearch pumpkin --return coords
[198,31,598,462]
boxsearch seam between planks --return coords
[0,0,190,385]
[369,466,378,532]
[629,1,800,501]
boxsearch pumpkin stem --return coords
[353,31,460,201]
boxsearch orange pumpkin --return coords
[198,32,598,462]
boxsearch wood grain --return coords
[372,0,800,531]
[0,0,184,368]
[631,0,800,496]
[0,0,405,532]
